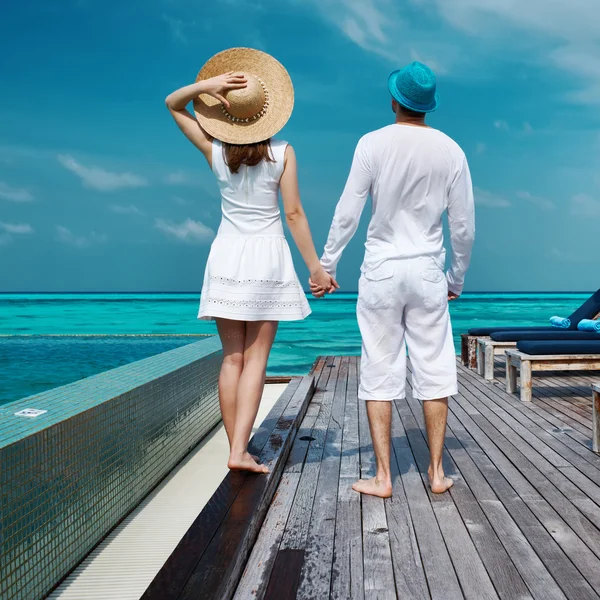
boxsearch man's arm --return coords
[446,155,475,297]
[320,137,372,279]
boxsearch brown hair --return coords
[223,139,274,174]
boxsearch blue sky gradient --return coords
[1,0,599,292]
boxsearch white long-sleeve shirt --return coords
[320,124,475,295]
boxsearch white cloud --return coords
[0,181,34,202]
[154,218,215,244]
[56,226,107,248]
[0,222,34,234]
[522,122,534,134]
[516,191,555,210]
[306,0,455,72]
[58,155,148,192]
[172,196,193,206]
[166,171,190,185]
[494,120,509,131]
[570,193,600,217]
[417,0,600,104]
[162,15,191,45]
[0,222,33,245]
[110,204,144,216]
[475,142,486,155]
[475,187,511,208]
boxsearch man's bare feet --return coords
[428,466,453,494]
[352,476,393,498]
[228,451,269,474]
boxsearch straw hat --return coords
[193,48,294,145]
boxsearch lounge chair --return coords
[461,288,600,368]
[505,340,600,402]
[476,330,600,380]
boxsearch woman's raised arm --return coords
[165,73,247,164]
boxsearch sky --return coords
[1,0,599,293]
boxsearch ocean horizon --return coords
[1,291,593,405]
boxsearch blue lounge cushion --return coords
[468,288,600,336]
[491,330,600,342]
[517,340,600,356]
[468,326,553,336]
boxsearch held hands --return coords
[309,267,340,299]
[201,72,247,108]
[448,291,460,301]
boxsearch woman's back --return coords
[212,139,287,237]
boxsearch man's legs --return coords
[423,398,453,493]
[352,401,393,498]
[354,267,404,498]
[404,257,458,494]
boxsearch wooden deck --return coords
[145,355,600,600]
[236,356,600,600]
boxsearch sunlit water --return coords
[0,292,590,404]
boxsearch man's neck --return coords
[395,115,428,128]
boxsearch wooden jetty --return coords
[144,355,600,599]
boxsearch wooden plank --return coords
[233,472,301,599]
[331,357,364,600]
[233,361,332,600]
[176,375,316,600]
[385,388,429,598]
[278,358,340,553]
[357,388,397,599]
[401,380,533,600]
[447,388,600,599]
[295,357,349,599]
[440,398,567,600]
[594,387,600,453]
[462,333,469,366]
[263,549,305,600]
[141,377,303,600]
[390,402,463,599]
[459,365,600,484]
[454,377,600,564]
[399,395,500,600]
[468,336,479,369]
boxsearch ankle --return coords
[376,472,392,484]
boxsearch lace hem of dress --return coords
[202,297,305,309]
[209,276,301,288]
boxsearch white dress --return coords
[198,139,311,322]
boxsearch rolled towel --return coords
[550,316,571,329]
[578,319,600,333]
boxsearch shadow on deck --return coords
[146,355,600,600]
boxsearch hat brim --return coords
[194,48,294,145]
[388,70,439,114]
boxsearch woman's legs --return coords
[228,320,278,474]
[215,318,246,448]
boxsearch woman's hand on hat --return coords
[201,72,247,108]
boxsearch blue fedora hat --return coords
[388,61,439,113]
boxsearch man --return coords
[313,62,475,497]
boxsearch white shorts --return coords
[356,256,458,402]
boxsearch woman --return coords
[165,48,336,474]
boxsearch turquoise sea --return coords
[0,292,591,405]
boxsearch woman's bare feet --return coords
[428,466,453,494]
[228,451,269,474]
[352,476,393,498]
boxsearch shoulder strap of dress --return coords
[211,139,227,177]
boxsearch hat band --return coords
[220,77,270,123]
